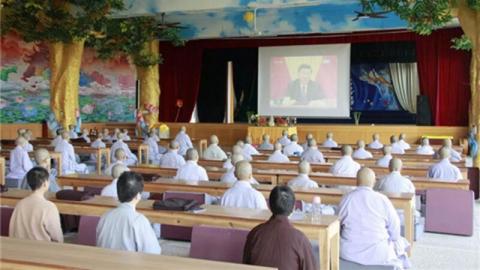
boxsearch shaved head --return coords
[439,146,451,159]
[282,130,288,136]
[232,145,243,155]
[421,138,429,146]
[443,139,452,148]
[357,140,366,148]
[389,158,402,172]
[341,145,353,156]
[274,142,283,151]
[186,148,199,161]
[15,136,27,146]
[262,134,270,141]
[180,126,187,132]
[308,139,317,147]
[373,133,380,140]
[210,135,219,144]
[356,167,376,188]
[306,133,314,140]
[298,161,311,174]
[61,130,70,140]
[390,135,398,144]
[326,132,333,139]
[382,145,392,155]
[169,140,180,150]
[112,164,128,178]
[399,133,406,140]
[114,148,126,160]
[234,160,252,181]
[231,153,245,165]
[290,134,298,142]
[245,136,253,144]
[236,140,245,148]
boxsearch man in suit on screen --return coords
[287,64,324,105]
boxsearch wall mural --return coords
[0,33,136,123]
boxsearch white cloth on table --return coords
[243,143,260,156]
[352,148,373,159]
[416,145,434,155]
[301,147,325,164]
[277,136,291,146]
[220,180,268,210]
[267,150,290,163]
[283,142,304,156]
[391,143,405,154]
[159,150,186,169]
[339,186,411,269]
[55,139,88,174]
[329,156,361,177]
[322,139,338,148]
[174,131,193,156]
[368,140,384,150]
[203,144,228,160]
[427,158,463,181]
[174,160,209,182]
[96,203,161,254]
[111,140,137,166]
[288,174,319,189]
[376,154,393,168]
[7,146,33,180]
[398,140,411,150]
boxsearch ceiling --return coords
[112,0,457,40]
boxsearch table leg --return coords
[318,230,330,270]
[404,198,414,255]
[330,228,340,270]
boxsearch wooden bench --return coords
[0,189,340,270]
[0,150,63,176]
[0,237,274,270]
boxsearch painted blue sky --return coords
[113,0,452,40]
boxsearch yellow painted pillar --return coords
[136,40,160,130]
[49,40,85,129]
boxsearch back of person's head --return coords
[112,164,128,179]
[169,140,180,150]
[282,130,288,136]
[274,142,283,151]
[298,160,311,174]
[34,148,50,168]
[306,133,314,140]
[290,134,298,142]
[399,133,406,140]
[373,133,380,140]
[17,128,26,136]
[114,148,126,160]
[15,136,27,146]
[122,129,128,134]
[114,128,120,134]
[117,172,144,203]
[69,124,75,130]
[383,145,392,155]
[97,133,104,140]
[443,138,452,148]
[117,132,125,140]
[232,145,243,155]
[357,140,365,148]
[390,135,398,143]
[389,158,402,172]
[149,130,156,137]
[236,140,245,148]
[269,185,295,216]
[421,138,429,146]
[180,126,187,132]
[308,138,317,147]
[210,135,219,144]
[231,153,244,165]
[82,128,88,134]
[439,146,451,159]
[26,167,49,191]
[103,128,109,134]
[186,148,199,161]
[61,130,70,140]
[262,134,270,141]
[245,136,253,144]
[234,160,252,180]
[341,145,353,156]
[326,132,333,139]
[356,167,376,188]
[56,128,64,136]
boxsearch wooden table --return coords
[0,151,63,176]
[247,126,297,145]
[56,174,414,255]
[0,237,274,270]
[0,156,5,186]
[0,189,340,270]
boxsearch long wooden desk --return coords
[0,157,5,186]
[0,189,340,270]
[56,174,415,253]
[0,237,274,270]
[0,150,63,176]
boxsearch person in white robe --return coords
[68,125,78,139]
[283,134,304,156]
[375,158,415,193]
[398,133,411,150]
[376,145,393,168]
[202,135,228,160]
[258,134,273,150]
[339,167,411,269]
[144,131,166,164]
[104,148,131,176]
[288,161,319,189]
[301,139,325,164]
[21,130,34,152]
[7,136,33,185]
[329,145,361,177]
[277,130,291,146]
[434,139,462,162]
[243,136,260,156]
[368,133,384,149]
[220,154,245,184]
[111,133,137,166]
[33,148,60,192]
[159,141,186,169]
[112,128,121,141]
[428,147,463,181]
[122,129,131,141]
[150,129,160,142]
[102,128,113,143]
[96,172,161,254]
[101,164,130,198]
[54,131,89,174]
[174,126,193,156]
[90,133,106,162]
[267,143,290,163]
[51,129,64,148]
[352,140,373,159]
[416,138,434,155]
[174,148,209,182]
[80,129,91,143]
[322,132,338,147]
[220,161,268,209]
[301,133,314,151]
[390,135,405,154]
[233,143,252,161]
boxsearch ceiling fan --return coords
[157,12,187,29]
[352,10,391,21]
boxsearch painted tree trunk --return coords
[136,40,160,130]
[48,40,85,130]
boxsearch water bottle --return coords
[311,196,322,223]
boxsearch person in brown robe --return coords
[243,185,317,270]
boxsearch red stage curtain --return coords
[158,43,203,122]
[159,28,470,126]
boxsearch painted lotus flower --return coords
[81,103,95,114]
[0,98,7,109]
[15,96,25,103]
